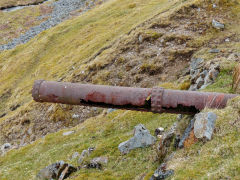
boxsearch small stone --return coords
[78,150,88,165]
[212,4,217,8]
[139,35,143,43]
[194,112,217,141]
[190,58,204,70]
[150,163,174,180]
[155,127,165,136]
[91,156,108,164]
[107,108,116,113]
[1,143,11,151]
[118,124,156,154]
[212,19,224,30]
[88,147,95,155]
[62,131,74,136]
[225,38,230,42]
[209,49,220,53]
[72,114,80,118]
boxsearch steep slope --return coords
[0,0,240,179]
[0,0,183,147]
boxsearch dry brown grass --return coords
[232,63,240,92]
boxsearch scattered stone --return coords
[194,112,217,141]
[190,58,204,70]
[88,147,95,155]
[118,124,156,154]
[107,108,116,113]
[150,163,174,180]
[62,131,74,136]
[78,150,88,165]
[91,156,108,165]
[225,38,230,42]
[139,35,143,43]
[189,58,220,90]
[36,161,77,180]
[72,114,80,118]
[155,127,164,136]
[212,19,224,30]
[209,49,220,53]
[1,143,11,152]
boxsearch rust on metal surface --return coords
[32,80,238,114]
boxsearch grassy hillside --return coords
[0,0,46,9]
[1,0,240,179]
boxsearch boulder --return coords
[194,112,217,141]
[118,124,156,154]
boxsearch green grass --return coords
[0,111,177,179]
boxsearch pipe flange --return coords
[32,80,45,102]
[151,87,164,113]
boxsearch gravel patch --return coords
[0,0,95,51]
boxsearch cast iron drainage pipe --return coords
[32,80,238,115]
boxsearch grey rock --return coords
[62,131,74,136]
[194,112,217,141]
[107,108,116,113]
[77,150,88,165]
[150,163,174,180]
[118,124,156,154]
[1,143,11,151]
[196,77,204,89]
[209,49,220,53]
[212,19,224,30]
[190,58,204,70]
[36,161,77,180]
[91,156,108,164]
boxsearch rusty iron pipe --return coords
[32,80,238,114]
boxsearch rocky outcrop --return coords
[189,58,219,91]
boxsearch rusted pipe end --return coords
[32,80,45,102]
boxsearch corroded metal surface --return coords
[32,80,238,114]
